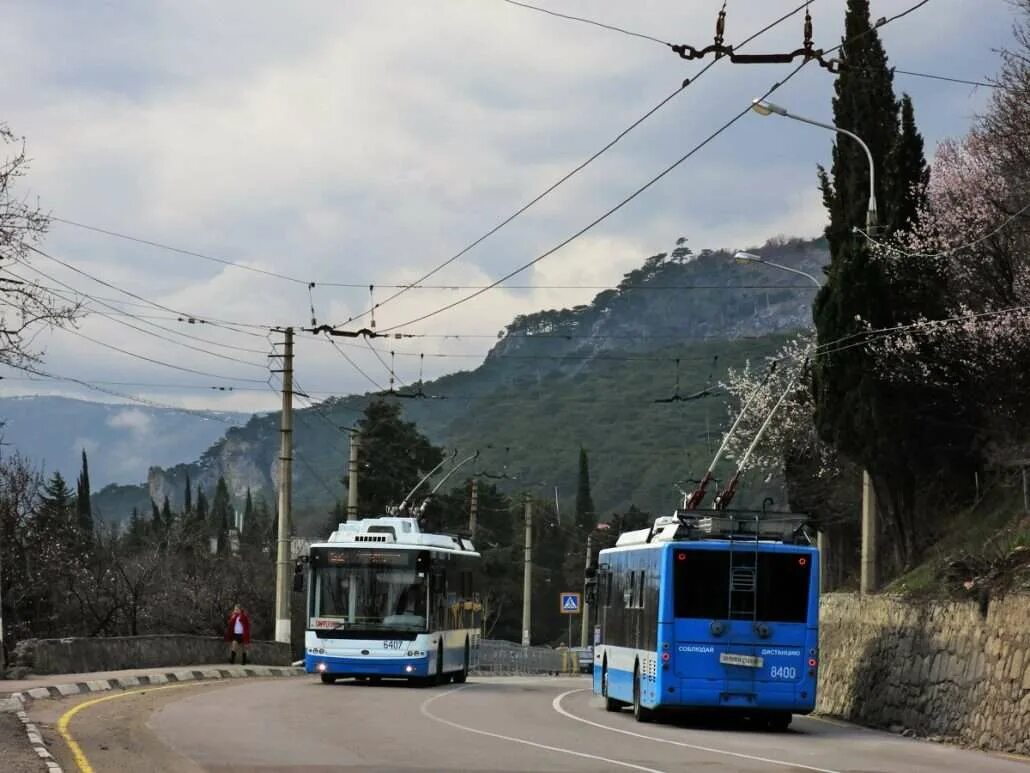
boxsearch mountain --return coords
[93,236,828,532]
[0,395,251,491]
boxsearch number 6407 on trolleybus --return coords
[294,515,482,686]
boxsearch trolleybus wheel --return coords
[602,661,622,712]
[632,664,654,723]
[434,641,446,685]
[320,674,337,685]
[766,712,792,732]
[453,639,470,684]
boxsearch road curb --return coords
[14,708,62,773]
[3,665,305,710]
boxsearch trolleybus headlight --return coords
[405,665,415,673]
[317,663,327,673]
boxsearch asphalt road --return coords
[28,675,1030,772]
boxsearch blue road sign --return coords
[560,592,581,614]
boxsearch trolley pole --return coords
[469,478,478,537]
[273,327,294,644]
[346,427,360,522]
[580,531,592,647]
[521,495,532,647]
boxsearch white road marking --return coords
[420,685,667,773]
[552,689,843,773]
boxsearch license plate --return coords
[383,640,404,650]
[720,652,764,668]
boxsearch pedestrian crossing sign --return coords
[560,592,581,614]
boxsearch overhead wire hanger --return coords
[654,355,720,403]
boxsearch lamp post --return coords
[730,252,829,594]
[743,99,880,594]
[733,251,821,288]
[750,99,878,233]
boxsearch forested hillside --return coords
[92,236,827,534]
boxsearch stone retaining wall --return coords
[817,592,1030,754]
[9,635,292,676]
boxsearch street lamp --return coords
[732,251,821,289]
[750,98,878,233]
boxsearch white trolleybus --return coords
[298,515,482,685]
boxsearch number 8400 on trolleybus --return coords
[589,511,819,730]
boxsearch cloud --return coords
[106,408,154,434]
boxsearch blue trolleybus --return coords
[591,511,818,729]
[299,516,482,685]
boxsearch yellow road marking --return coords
[57,682,211,773]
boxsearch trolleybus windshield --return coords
[673,549,811,623]
[309,548,427,633]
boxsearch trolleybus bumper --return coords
[305,653,430,678]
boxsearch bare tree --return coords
[0,124,78,369]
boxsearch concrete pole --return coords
[522,495,532,647]
[580,531,592,647]
[469,478,478,537]
[0,537,6,674]
[346,428,360,522]
[861,469,878,594]
[274,327,294,644]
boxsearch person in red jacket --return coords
[225,604,251,665]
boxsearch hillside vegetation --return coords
[93,236,828,533]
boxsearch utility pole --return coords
[273,327,294,644]
[469,478,478,537]
[346,427,360,522]
[0,539,6,675]
[580,531,592,647]
[521,494,532,647]
[861,471,878,594]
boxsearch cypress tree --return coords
[183,472,193,515]
[811,0,946,568]
[75,449,94,539]
[574,447,596,533]
[161,495,174,531]
[38,471,74,535]
[210,477,232,555]
[125,506,147,551]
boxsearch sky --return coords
[0,0,1017,418]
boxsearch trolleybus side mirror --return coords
[292,560,305,592]
[585,566,597,579]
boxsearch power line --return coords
[58,326,269,383]
[26,245,268,340]
[51,217,311,286]
[0,362,245,423]
[378,0,932,333]
[344,1,817,325]
[324,333,384,391]
[892,68,1000,90]
[855,200,1030,260]
[3,264,269,368]
[500,0,672,47]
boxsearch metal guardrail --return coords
[474,639,572,675]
